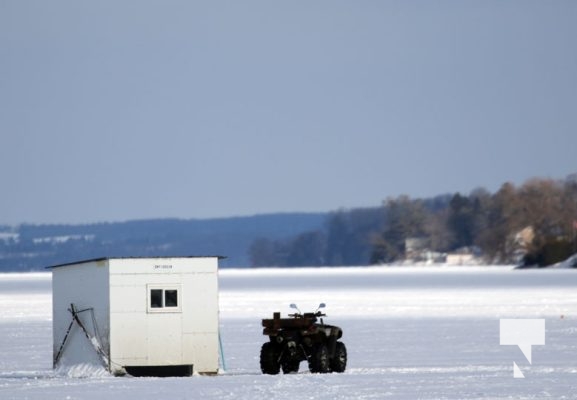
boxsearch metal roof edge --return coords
[46,255,227,269]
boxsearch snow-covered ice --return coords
[1,267,576,399]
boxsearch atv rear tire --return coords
[260,342,281,375]
[330,341,347,373]
[308,344,329,373]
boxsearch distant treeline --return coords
[2,175,576,271]
[249,175,577,267]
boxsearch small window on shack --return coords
[147,285,181,313]
[165,290,178,307]
[150,289,163,308]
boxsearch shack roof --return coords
[47,256,226,269]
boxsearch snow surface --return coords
[1,267,577,399]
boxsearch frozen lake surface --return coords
[1,267,576,399]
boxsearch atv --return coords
[260,303,347,374]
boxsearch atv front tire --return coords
[260,342,281,375]
[308,344,329,373]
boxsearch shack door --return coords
[146,285,183,364]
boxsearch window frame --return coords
[146,284,182,313]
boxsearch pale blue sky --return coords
[1,1,576,225]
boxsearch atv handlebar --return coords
[288,311,326,318]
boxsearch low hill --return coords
[0,213,327,271]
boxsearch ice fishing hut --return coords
[50,256,221,376]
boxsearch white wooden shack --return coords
[50,256,221,376]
